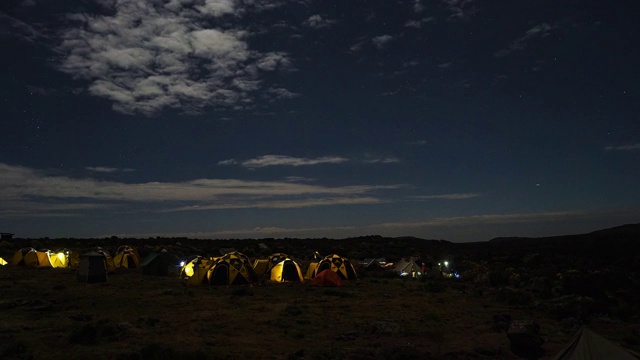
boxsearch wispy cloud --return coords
[86,166,135,173]
[303,14,336,29]
[0,163,399,217]
[441,0,477,21]
[55,0,294,115]
[364,157,400,164]
[604,143,640,151]
[411,193,481,200]
[372,34,394,49]
[0,12,49,43]
[404,17,433,28]
[219,155,349,168]
[495,22,557,57]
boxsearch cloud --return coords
[411,193,481,200]
[55,0,295,115]
[86,166,135,173]
[220,155,349,168]
[495,22,557,57]
[363,157,400,164]
[0,12,49,43]
[404,17,433,28]
[267,87,300,100]
[107,225,358,240]
[0,163,399,217]
[372,34,394,49]
[604,143,640,151]
[441,0,477,21]
[303,14,335,29]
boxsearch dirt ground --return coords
[0,264,634,360]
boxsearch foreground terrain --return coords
[1,224,639,359]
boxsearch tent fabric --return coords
[552,326,640,360]
[314,254,358,280]
[180,256,213,281]
[269,258,304,282]
[35,251,53,268]
[253,253,304,283]
[49,250,70,268]
[113,246,141,269]
[305,261,318,280]
[141,252,176,276]
[76,251,108,283]
[311,269,343,287]
[94,248,116,272]
[394,257,423,277]
[10,247,36,266]
[0,257,7,266]
[207,251,258,286]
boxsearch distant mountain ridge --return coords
[488,223,640,243]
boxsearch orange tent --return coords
[311,269,343,287]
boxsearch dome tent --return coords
[113,245,140,269]
[207,251,258,286]
[313,254,357,280]
[254,253,304,283]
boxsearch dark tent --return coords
[76,251,108,283]
[141,252,176,276]
[553,326,640,360]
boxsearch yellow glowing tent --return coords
[35,251,53,268]
[0,257,7,266]
[113,245,140,269]
[207,251,258,286]
[10,247,37,266]
[49,249,70,268]
[253,253,303,283]
[313,254,357,280]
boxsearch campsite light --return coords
[444,261,449,267]
[180,261,185,267]
[57,253,65,260]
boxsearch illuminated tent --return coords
[34,250,54,268]
[0,257,7,266]
[313,254,357,280]
[113,245,140,269]
[311,269,343,287]
[180,256,215,285]
[49,249,70,268]
[10,247,37,266]
[76,251,108,283]
[394,257,423,278]
[304,261,318,280]
[207,251,258,286]
[552,326,640,360]
[253,253,304,283]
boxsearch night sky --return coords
[1,0,639,242]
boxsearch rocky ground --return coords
[1,224,639,359]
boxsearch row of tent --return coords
[4,246,141,271]
[2,246,358,286]
[180,252,357,286]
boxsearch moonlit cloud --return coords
[220,155,349,168]
[372,34,394,49]
[0,12,48,43]
[303,14,336,29]
[86,166,135,173]
[411,193,481,200]
[0,163,398,217]
[495,22,557,57]
[604,143,640,151]
[55,0,295,115]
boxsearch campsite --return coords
[1,224,639,360]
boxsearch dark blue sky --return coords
[1,0,638,241]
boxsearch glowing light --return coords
[444,261,449,267]
[180,261,185,267]
[57,253,65,260]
